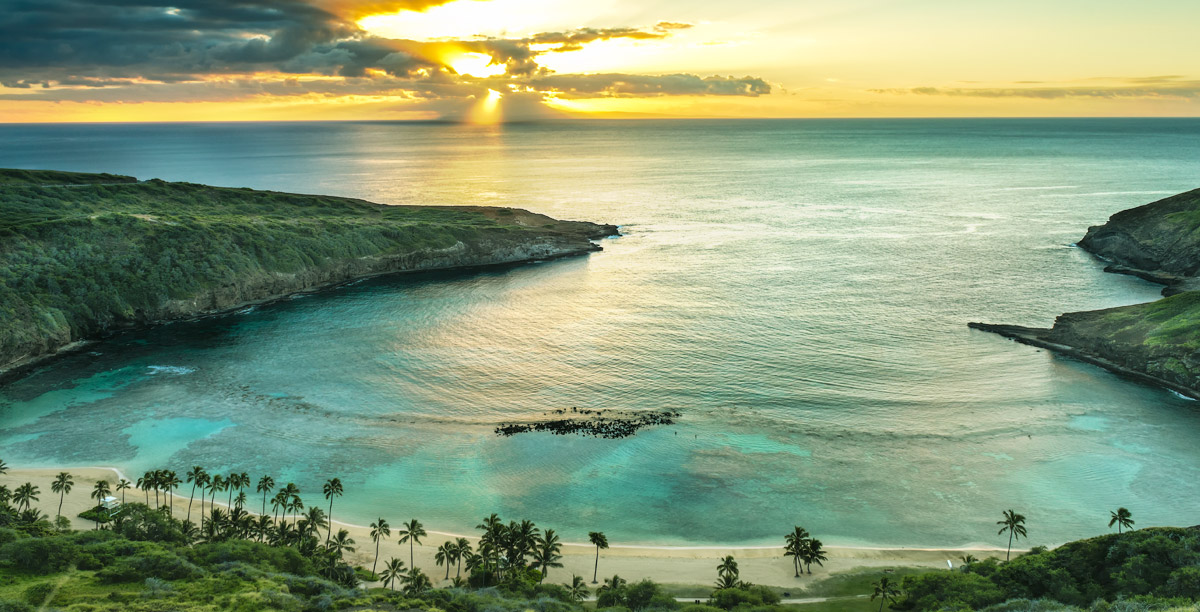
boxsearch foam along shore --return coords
[2,467,1010,589]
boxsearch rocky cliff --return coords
[0,170,618,379]
[971,188,1200,398]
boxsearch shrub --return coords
[900,571,1006,611]
[20,583,53,606]
[0,536,78,573]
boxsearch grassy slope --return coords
[976,187,1200,397]
[1078,187,1200,277]
[1044,291,1200,390]
[0,169,612,373]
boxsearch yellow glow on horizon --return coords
[449,53,507,78]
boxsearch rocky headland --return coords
[970,188,1200,399]
[0,169,618,380]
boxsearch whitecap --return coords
[146,365,196,376]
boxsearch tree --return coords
[399,518,426,569]
[535,528,564,581]
[589,531,609,583]
[322,478,343,545]
[454,537,472,578]
[328,528,356,559]
[1109,507,1135,534]
[0,460,6,476]
[51,472,73,518]
[164,470,181,516]
[403,567,432,596]
[784,526,810,577]
[14,482,39,512]
[599,573,627,606]
[370,517,390,577]
[209,474,225,514]
[137,471,151,506]
[996,509,1028,561]
[436,542,453,580]
[116,479,131,504]
[566,574,590,602]
[958,554,978,567]
[871,576,901,612]
[718,555,740,580]
[256,475,275,515]
[803,538,827,574]
[90,480,111,529]
[185,466,205,523]
[380,557,405,591]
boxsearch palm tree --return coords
[803,539,827,574]
[718,555,739,579]
[589,531,609,583]
[784,526,810,577]
[436,542,453,580]
[51,472,73,517]
[370,517,391,577]
[380,558,406,591]
[328,529,356,559]
[257,475,275,515]
[997,509,1028,561]
[322,478,343,544]
[234,491,247,509]
[279,483,300,522]
[14,482,39,512]
[90,480,111,529]
[209,474,225,512]
[871,577,901,612]
[1109,507,1135,534]
[714,572,740,590]
[303,506,329,539]
[164,470,181,516]
[137,472,151,505]
[600,574,627,596]
[403,567,432,596]
[959,554,978,567]
[566,575,589,602]
[453,537,472,578]
[185,466,206,522]
[0,460,7,476]
[535,528,564,581]
[116,478,131,504]
[398,518,427,569]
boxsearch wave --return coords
[146,365,196,376]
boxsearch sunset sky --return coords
[2,0,1199,122]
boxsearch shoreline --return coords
[967,322,1200,400]
[2,466,1010,588]
[0,238,613,387]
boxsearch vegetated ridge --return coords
[0,169,618,380]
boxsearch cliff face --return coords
[971,188,1200,399]
[1077,188,1200,291]
[0,170,618,377]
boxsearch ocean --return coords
[1,118,1198,548]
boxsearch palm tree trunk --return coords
[445,564,450,580]
[1007,531,1013,561]
[793,558,799,577]
[187,484,196,522]
[410,540,415,569]
[327,499,334,545]
[878,598,885,612]
[373,542,380,576]
[592,546,600,583]
[58,493,64,518]
[456,560,462,578]
[262,493,267,516]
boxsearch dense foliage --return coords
[0,169,603,371]
[897,529,1200,611]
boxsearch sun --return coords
[449,53,507,78]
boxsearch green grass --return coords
[0,169,604,372]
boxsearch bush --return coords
[0,536,78,573]
[20,583,53,606]
[625,579,677,611]
[900,571,1006,611]
[188,540,314,576]
[709,586,779,610]
[95,548,202,583]
[0,601,34,612]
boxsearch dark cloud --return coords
[0,0,772,112]
[530,73,771,98]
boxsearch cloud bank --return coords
[0,0,770,117]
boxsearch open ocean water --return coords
[0,118,1198,548]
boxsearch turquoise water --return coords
[1,119,1199,548]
